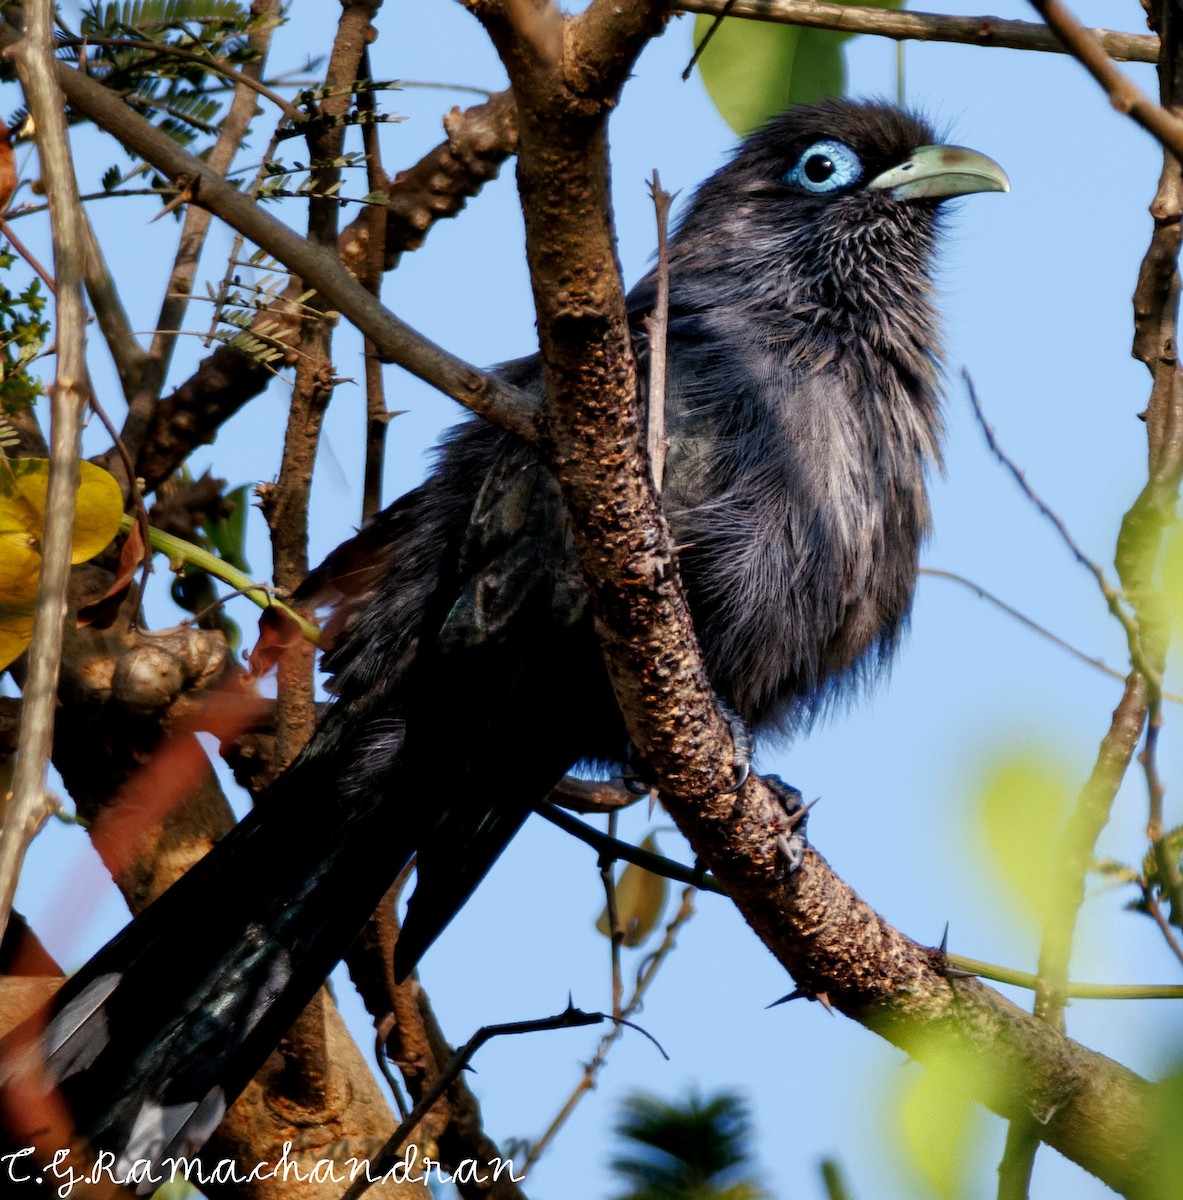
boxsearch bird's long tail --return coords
[0,739,414,1177]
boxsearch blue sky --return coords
[12,1,1183,1197]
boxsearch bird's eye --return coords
[786,139,863,194]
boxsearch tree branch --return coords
[123,87,519,495]
[0,0,91,944]
[467,0,1159,1193]
[0,16,541,444]
[119,0,282,465]
[678,0,1158,63]
[1028,0,1183,157]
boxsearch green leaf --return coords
[974,750,1072,923]
[693,0,902,133]
[202,482,251,573]
[1147,1059,1183,1200]
[787,29,847,105]
[894,1041,997,1200]
[693,17,808,136]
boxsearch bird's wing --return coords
[388,418,618,977]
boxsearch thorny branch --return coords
[526,886,699,1168]
[339,1004,610,1200]
[465,1,1160,1194]
[993,0,1183,1190]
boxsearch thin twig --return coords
[945,953,1183,999]
[0,0,92,942]
[373,1032,411,1120]
[1142,886,1183,971]
[676,0,1158,63]
[920,566,1183,702]
[682,0,737,80]
[965,375,1113,589]
[601,811,624,1018]
[5,187,179,215]
[0,215,55,292]
[526,886,698,1168]
[644,171,673,492]
[358,45,391,524]
[57,34,304,122]
[964,374,1156,686]
[340,1003,617,1200]
[538,800,726,894]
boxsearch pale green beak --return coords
[867,144,1010,201]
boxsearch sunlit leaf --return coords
[1147,1058,1183,1200]
[894,1041,998,1200]
[975,750,1072,921]
[596,834,668,947]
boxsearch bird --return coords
[0,99,1007,1178]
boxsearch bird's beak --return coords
[867,145,1010,201]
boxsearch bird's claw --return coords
[623,743,654,796]
[764,775,812,873]
[717,699,754,794]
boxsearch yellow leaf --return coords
[0,595,35,672]
[0,458,124,670]
[0,458,124,563]
[596,834,668,947]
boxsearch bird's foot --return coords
[717,699,754,794]
[764,775,811,873]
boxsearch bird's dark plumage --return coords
[0,100,1005,1178]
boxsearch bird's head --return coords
[669,98,1008,317]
